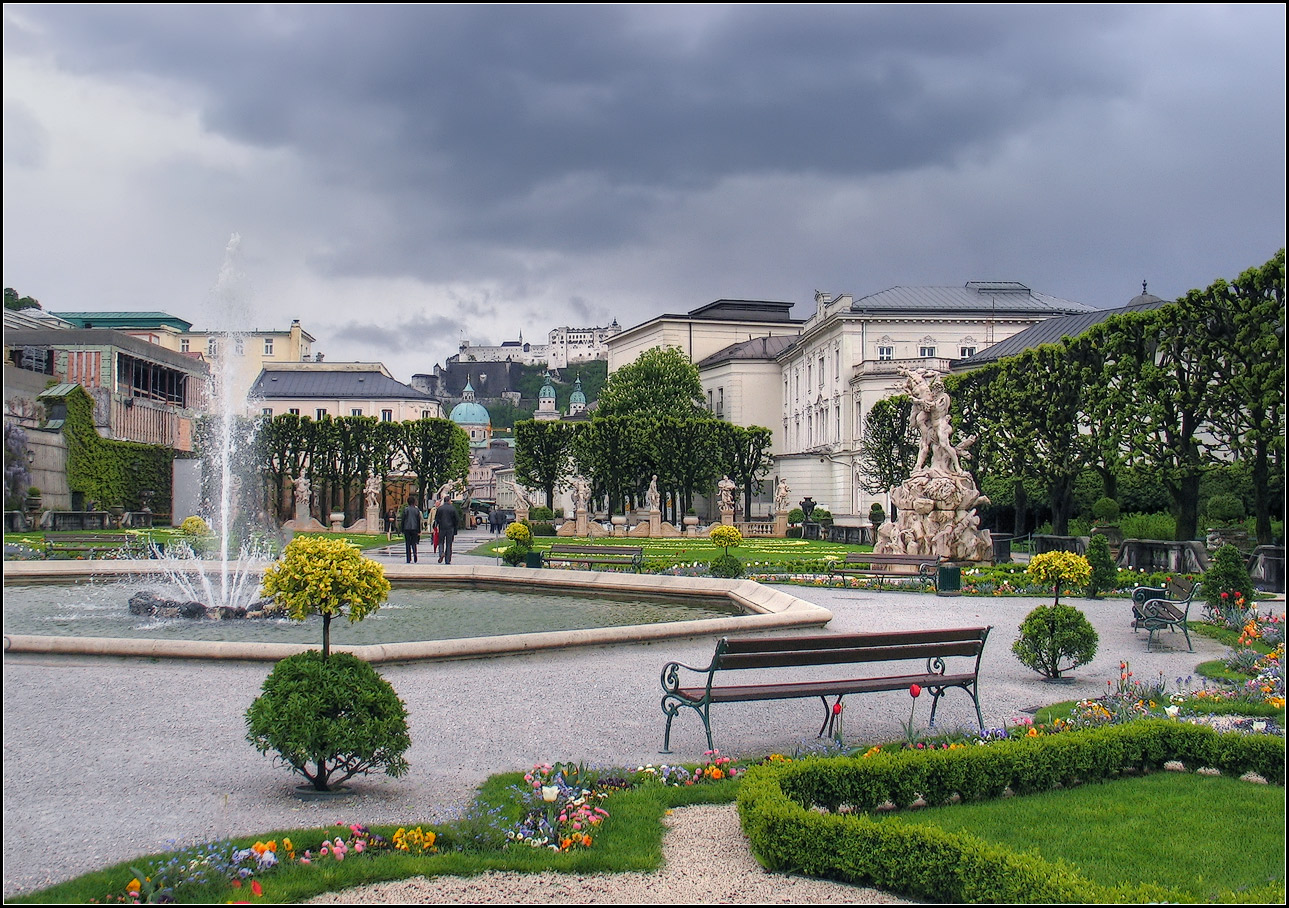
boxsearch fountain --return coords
[874,366,994,562]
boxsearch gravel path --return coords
[304,804,915,905]
[3,540,1279,899]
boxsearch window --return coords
[784,379,789,404]
[288,408,300,416]
[381,409,394,422]
[207,337,218,357]
[807,362,812,389]
[234,338,244,356]
[818,356,825,388]
[919,345,937,358]
[877,345,894,361]
[421,410,433,419]
[316,408,327,420]
[717,387,724,418]
[960,346,976,358]
[351,408,363,416]
[180,339,190,353]
[835,353,840,380]
[261,407,273,416]
[264,338,275,356]
[708,389,714,411]
[836,404,842,441]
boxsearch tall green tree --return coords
[1083,299,1224,541]
[713,423,774,517]
[573,415,648,514]
[398,418,470,503]
[855,395,918,502]
[514,419,579,508]
[255,413,313,520]
[653,415,719,519]
[1202,250,1286,544]
[597,346,705,418]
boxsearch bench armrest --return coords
[660,657,719,694]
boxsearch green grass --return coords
[473,534,872,571]
[879,771,1285,901]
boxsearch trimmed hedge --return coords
[737,721,1284,904]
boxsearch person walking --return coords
[427,497,440,556]
[401,495,423,563]
[435,496,460,564]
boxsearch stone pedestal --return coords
[515,504,529,524]
[774,511,789,538]
[329,511,345,532]
[294,500,310,524]
[720,507,734,527]
[610,514,627,536]
[649,507,661,536]
[576,508,591,536]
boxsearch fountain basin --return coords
[1,561,832,663]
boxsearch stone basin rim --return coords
[1,561,832,663]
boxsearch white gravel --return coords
[3,545,1280,900]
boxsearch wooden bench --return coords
[659,626,992,753]
[542,544,644,573]
[1131,578,1198,652]
[44,533,142,559]
[828,552,941,589]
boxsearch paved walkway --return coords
[2,535,1282,897]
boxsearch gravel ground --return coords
[3,536,1280,899]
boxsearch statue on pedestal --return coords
[774,478,791,514]
[645,475,660,511]
[717,475,736,511]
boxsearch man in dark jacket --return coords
[402,495,423,563]
[435,496,460,564]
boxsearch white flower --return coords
[1165,706,1180,718]
[541,785,560,802]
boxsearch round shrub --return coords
[245,651,410,792]
[1084,533,1119,599]
[1090,497,1120,524]
[709,552,744,578]
[868,503,886,525]
[179,515,211,537]
[1206,494,1246,526]
[528,505,554,521]
[1012,604,1099,680]
[787,507,805,526]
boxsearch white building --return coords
[613,284,1096,523]
[452,322,622,370]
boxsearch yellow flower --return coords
[127,879,141,894]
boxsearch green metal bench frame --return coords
[1131,579,1198,652]
[828,552,941,589]
[542,544,644,573]
[660,626,992,753]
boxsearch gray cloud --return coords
[2,3,1284,385]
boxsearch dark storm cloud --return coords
[8,4,1142,260]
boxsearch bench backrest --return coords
[714,627,991,671]
[46,534,133,543]
[842,553,937,565]
[1167,578,1198,600]
[547,545,642,555]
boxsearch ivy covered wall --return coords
[62,384,173,511]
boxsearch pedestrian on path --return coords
[435,496,460,564]
[401,495,423,563]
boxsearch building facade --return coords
[248,362,441,422]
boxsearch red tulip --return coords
[909,684,922,698]
[833,701,843,715]
[251,880,263,897]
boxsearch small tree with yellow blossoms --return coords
[1014,550,1098,680]
[709,525,744,578]
[260,535,391,658]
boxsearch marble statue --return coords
[774,478,791,513]
[717,475,736,511]
[364,474,381,510]
[645,475,660,511]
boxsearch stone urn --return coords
[683,515,700,528]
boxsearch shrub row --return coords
[737,722,1284,904]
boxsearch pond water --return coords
[2,580,742,645]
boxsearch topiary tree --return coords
[1202,543,1256,627]
[1084,533,1119,599]
[246,651,410,792]
[868,502,886,526]
[1026,550,1092,607]
[1090,497,1120,525]
[1012,603,1099,680]
[1205,493,1246,527]
[260,535,391,658]
[709,524,744,578]
[501,521,533,566]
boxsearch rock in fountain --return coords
[875,366,994,562]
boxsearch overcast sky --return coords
[4,4,1285,384]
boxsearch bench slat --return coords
[721,628,989,654]
[676,672,978,703]
[719,641,984,671]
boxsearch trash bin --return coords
[992,534,1013,564]
[524,551,544,569]
[937,564,961,596]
